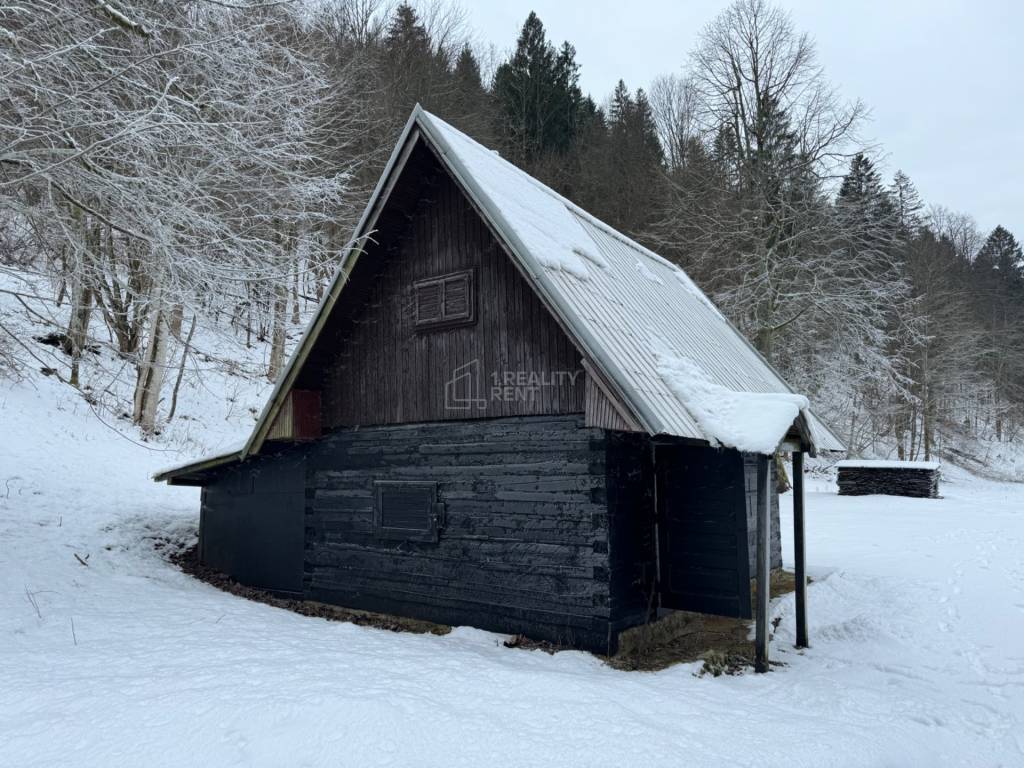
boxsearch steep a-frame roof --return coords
[155,106,842,482]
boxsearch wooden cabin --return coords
[156,107,843,659]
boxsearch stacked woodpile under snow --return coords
[836,461,940,498]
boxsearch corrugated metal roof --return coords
[418,109,845,453]
[162,105,843,480]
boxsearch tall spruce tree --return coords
[563,95,609,213]
[603,82,665,232]
[492,13,583,165]
[448,45,493,142]
[380,3,450,117]
[838,153,881,200]
[453,45,485,97]
[837,153,900,261]
[384,3,432,59]
[971,226,1024,436]
[891,170,924,236]
[974,226,1024,281]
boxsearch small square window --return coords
[374,481,444,543]
[414,270,475,330]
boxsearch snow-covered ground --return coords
[2,370,1024,766]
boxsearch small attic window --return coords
[414,269,475,329]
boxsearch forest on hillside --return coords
[1,0,1022,465]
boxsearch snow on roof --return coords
[420,109,844,454]
[836,460,941,470]
[210,105,844,472]
[428,118,602,281]
[655,349,808,454]
[635,260,664,285]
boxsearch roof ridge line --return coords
[416,111,692,281]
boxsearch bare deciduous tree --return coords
[649,73,699,172]
[1,0,365,434]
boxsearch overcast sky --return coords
[466,0,1022,241]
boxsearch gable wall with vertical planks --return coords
[298,142,586,430]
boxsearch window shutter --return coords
[413,270,474,329]
[443,272,470,318]
[374,481,442,543]
[415,280,443,325]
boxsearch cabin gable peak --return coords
[156,105,843,484]
[245,114,627,452]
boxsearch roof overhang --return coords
[153,447,242,485]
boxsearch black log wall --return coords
[195,418,780,652]
[303,414,616,653]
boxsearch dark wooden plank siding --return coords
[655,444,753,619]
[302,143,584,430]
[266,390,322,442]
[585,374,642,432]
[605,432,656,642]
[743,454,782,574]
[199,447,307,594]
[264,394,293,442]
[303,415,614,653]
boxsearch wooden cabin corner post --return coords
[793,450,809,648]
[754,453,770,673]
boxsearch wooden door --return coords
[656,445,752,618]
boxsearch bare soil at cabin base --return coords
[612,569,800,673]
[169,544,451,636]
[169,544,797,673]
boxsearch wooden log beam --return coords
[793,450,809,649]
[755,454,770,673]
[836,462,940,498]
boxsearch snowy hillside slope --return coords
[2,344,1024,766]
[0,266,280,462]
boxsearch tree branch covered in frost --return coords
[1,0,1021,464]
[94,2,152,38]
[647,0,924,456]
[0,0,370,433]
